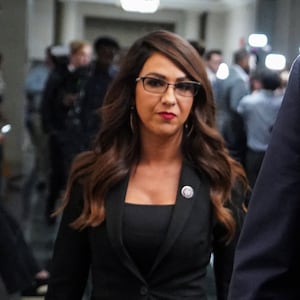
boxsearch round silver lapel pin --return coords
[181,186,194,199]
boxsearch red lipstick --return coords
[159,112,176,120]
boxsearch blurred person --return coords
[204,49,223,83]
[277,68,290,95]
[204,49,223,101]
[0,131,49,297]
[237,69,283,189]
[188,39,206,57]
[80,36,120,149]
[0,54,49,295]
[248,69,263,93]
[45,30,248,300]
[229,55,300,300]
[41,40,92,225]
[217,48,251,111]
[0,202,49,297]
[23,46,54,217]
[216,48,251,164]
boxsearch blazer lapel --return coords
[148,163,200,275]
[105,176,146,283]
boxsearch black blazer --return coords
[46,163,244,300]
[229,56,300,299]
[0,204,40,293]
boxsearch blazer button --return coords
[140,286,148,295]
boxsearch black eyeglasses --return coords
[136,76,201,97]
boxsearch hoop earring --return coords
[130,106,135,133]
[185,121,194,137]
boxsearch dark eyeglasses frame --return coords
[136,76,202,97]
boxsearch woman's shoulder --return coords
[183,161,211,187]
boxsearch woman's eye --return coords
[177,83,193,91]
[146,78,164,87]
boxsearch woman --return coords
[46,30,247,300]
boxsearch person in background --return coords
[248,69,263,93]
[204,49,223,100]
[278,68,290,95]
[41,40,92,225]
[237,69,283,189]
[228,55,300,300]
[216,48,251,165]
[217,48,251,111]
[188,39,206,57]
[0,128,49,297]
[80,36,120,149]
[45,30,248,300]
[22,46,55,219]
[0,197,49,297]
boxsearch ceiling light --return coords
[248,33,268,48]
[120,0,160,13]
[265,54,286,70]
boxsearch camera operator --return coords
[41,40,92,225]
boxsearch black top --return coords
[123,203,174,277]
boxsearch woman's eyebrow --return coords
[143,72,189,81]
[143,72,165,79]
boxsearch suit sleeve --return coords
[229,55,300,299]
[41,69,69,134]
[45,184,90,300]
[229,78,249,111]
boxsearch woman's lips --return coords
[158,112,176,120]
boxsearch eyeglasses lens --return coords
[142,77,199,97]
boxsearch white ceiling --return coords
[61,0,256,13]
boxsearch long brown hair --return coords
[61,30,247,241]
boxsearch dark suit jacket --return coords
[46,163,244,300]
[0,204,40,293]
[229,56,300,299]
[216,66,249,164]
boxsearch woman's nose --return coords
[161,85,177,105]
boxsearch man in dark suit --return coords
[229,55,300,299]
[216,48,250,164]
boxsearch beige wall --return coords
[27,0,55,60]
[0,0,27,172]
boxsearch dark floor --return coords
[0,134,217,300]
[0,136,60,300]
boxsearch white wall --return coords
[57,1,256,66]
[27,0,55,60]
[206,12,227,52]
[59,2,196,46]
[25,0,258,64]
[225,2,256,64]
[207,2,256,65]
[0,0,27,171]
